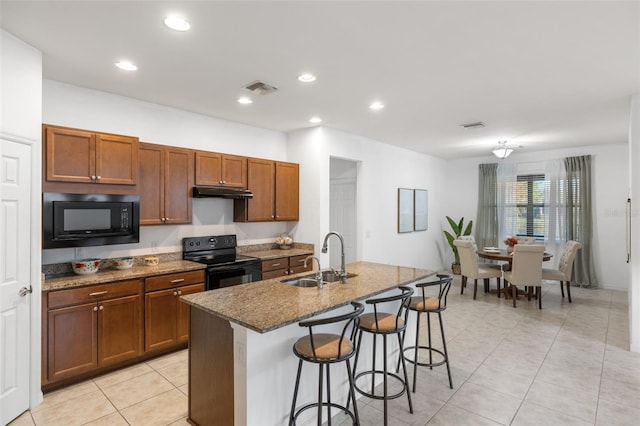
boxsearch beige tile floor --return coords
[10,277,640,425]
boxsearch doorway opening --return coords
[329,157,359,267]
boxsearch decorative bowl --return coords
[112,256,134,270]
[144,256,159,266]
[71,258,102,275]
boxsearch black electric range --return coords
[182,235,262,290]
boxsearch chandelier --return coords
[492,141,513,159]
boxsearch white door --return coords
[329,180,357,266]
[0,138,32,424]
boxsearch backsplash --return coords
[42,252,183,278]
[43,242,314,278]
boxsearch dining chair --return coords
[542,240,582,303]
[458,235,477,251]
[515,236,535,245]
[503,244,545,308]
[454,240,502,299]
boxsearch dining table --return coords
[476,247,553,300]
[476,247,553,268]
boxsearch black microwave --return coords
[43,193,140,249]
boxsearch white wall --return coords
[287,126,448,272]
[447,144,629,290]
[0,29,43,410]
[41,81,295,264]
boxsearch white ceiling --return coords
[1,1,638,159]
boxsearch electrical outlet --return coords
[74,247,85,259]
[151,241,159,252]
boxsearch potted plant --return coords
[443,216,473,275]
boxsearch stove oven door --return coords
[206,262,262,290]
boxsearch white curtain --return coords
[496,162,518,247]
[544,159,567,268]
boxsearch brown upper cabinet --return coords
[234,159,299,222]
[194,151,247,188]
[139,143,193,225]
[43,124,138,193]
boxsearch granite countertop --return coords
[245,248,314,260]
[181,261,435,334]
[43,260,206,292]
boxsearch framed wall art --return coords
[398,188,414,233]
[414,189,428,231]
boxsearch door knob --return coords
[19,286,32,297]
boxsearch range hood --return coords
[192,186,253,199]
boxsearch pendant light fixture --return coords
[492,141,513,159]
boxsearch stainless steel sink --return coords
[281,271,358,287]
[281,277,324,288]
[317,270,358,282]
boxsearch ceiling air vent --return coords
[243,80,278,95]
[460,121,485,129]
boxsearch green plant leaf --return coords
[463,220,473,236]
[446,216,459,235]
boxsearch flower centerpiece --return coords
[504,237,518,252]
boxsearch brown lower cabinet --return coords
[261,254,313,280]
[45,279,143,383]
[145,270,205,352]
[43,270,205,389]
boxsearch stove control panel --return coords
[183,235,237,252]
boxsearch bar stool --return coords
[401,275,454,391]
[289,301,364,426]
[351,286,414,425]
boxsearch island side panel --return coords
[188,307,234,426]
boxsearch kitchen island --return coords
[181,261,434,426]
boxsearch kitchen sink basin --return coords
[281,271,358,287]
[282,277,324,288]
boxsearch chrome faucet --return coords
[321,231,348,283]
[304,255,323,289]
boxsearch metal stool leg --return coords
[289,359,304,426]
[326,364,332,425]
[317,363,324,426]
[346,360,360,425]
[397,333,413,413]
[412,311,421,392]
[427,312,433,369]
[438,311,453,389]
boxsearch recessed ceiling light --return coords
[369,102,385,110]
[164,16,191,31]
[298,73,317,83]
[237,97,253,104]
[309,117,322,124]
[115,61,137,71]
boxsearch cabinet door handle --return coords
[271,263,281,267]
[297,259,305,263]
[170,279,185,283]
[91,175,96,181]
[93,306,98,312]
[89,291,108,297]
[177,290,182,296]
[99,305,104,310]
[96,175,101,182]
[173,291,178,296]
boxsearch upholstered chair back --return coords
[454,240,478,278]
[509,244,545,287]
[557,240,583,278]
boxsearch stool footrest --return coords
[403,345,448,368]
[291,402,356,425]
[354,370,408,401]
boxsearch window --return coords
[503,174,548,239]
